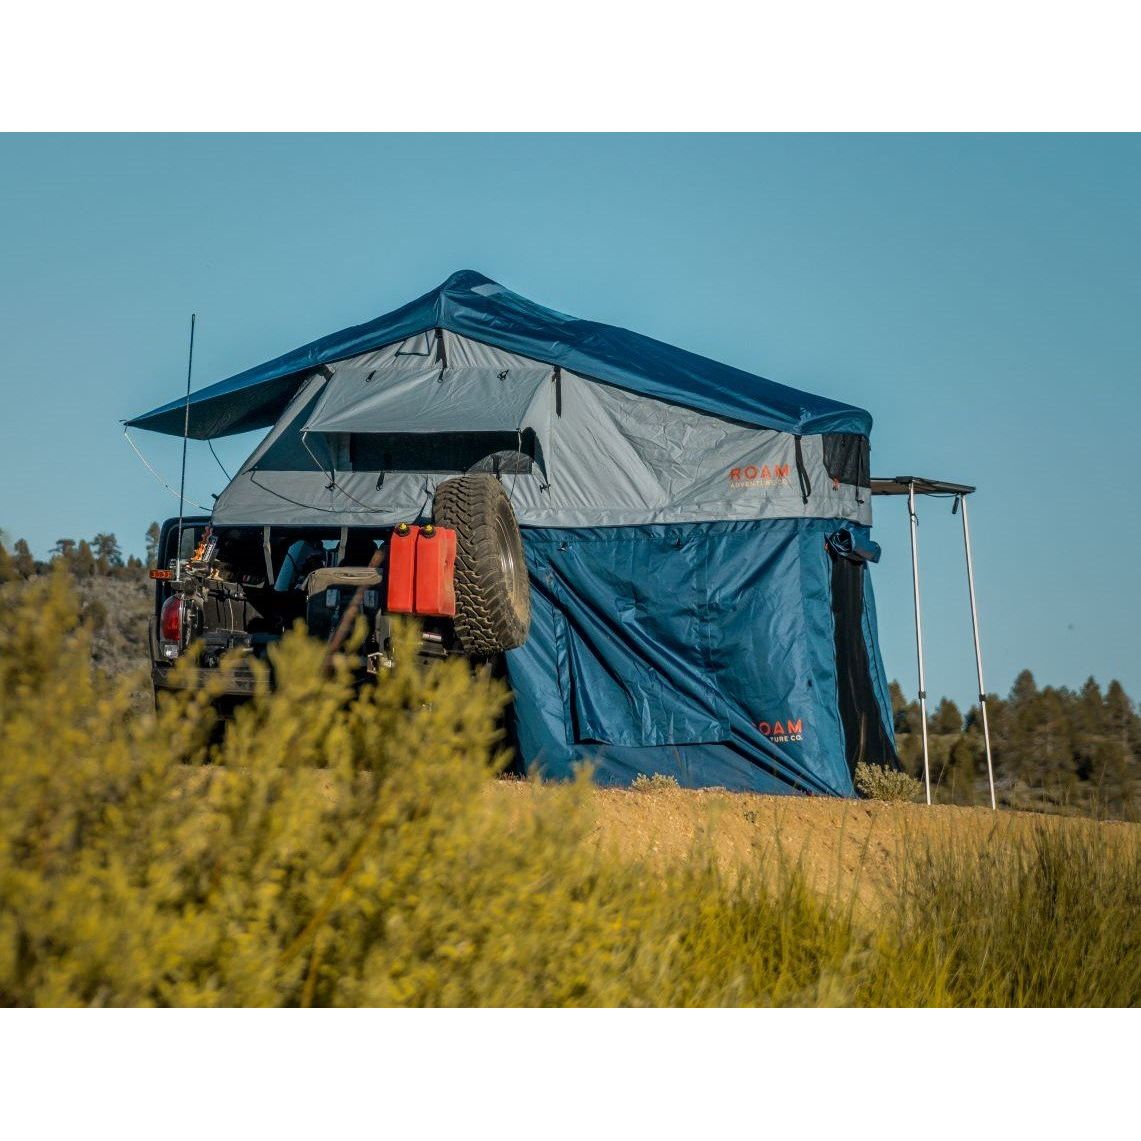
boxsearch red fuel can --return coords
[414,526,457,617]
[385,525,457,618]
[386,525,419,613]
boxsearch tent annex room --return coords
[128,270,900,796]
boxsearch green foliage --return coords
[1,574,1138,1007]
[72,539,96,578]
[854,762,923,803]
[91,533,124,574]
[945,735,978,806]
[5,531,143,581]
[631,773,680,791]
[145,522,161,570]
[930,697,963,735]
[892,683,923,735]
[892,669,1141,819]
[9,539,36,579]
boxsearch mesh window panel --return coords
[822,433,871,488]
[350,430,537,474]
[829,550,899,775]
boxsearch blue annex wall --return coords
[505,518,896,796]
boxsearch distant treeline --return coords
[0,523,160,582]
[888,674,1140,819]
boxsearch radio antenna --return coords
[175,313,196,580]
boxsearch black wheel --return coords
[433,474,531,655]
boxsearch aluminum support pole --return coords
[959,495,997,810]
[908,482,932,805]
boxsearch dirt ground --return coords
[492,782,1140,913]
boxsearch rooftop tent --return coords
[127,272,896,797]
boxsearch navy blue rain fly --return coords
[126,270,871,440]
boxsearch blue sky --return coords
[1,133,1138,708]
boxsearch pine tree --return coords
[948,735,978,806]
[931,698,963,735]
[145,522,161,570]
[72,540,96,578]
[1104,681,1139,818]
[1072,677,1106,783]
[1010,669,1038,706]
[996,671,1042,786]
[889,680,907,718]
[91,533,123,575]
[51,539,77,565]
[1079,677,1105,734]
[12,539,36,579]
[888,680,922,735]
[1034,687,1079,803]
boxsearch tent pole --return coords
[959,495,997,811]
[908,481,932,805]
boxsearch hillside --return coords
[74,572,155,711]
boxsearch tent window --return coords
[350,429,539,475]
[822,433,870,488]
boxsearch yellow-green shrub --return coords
[854,761,923,803]
[0,573,859,1006]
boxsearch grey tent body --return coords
[211,330,872,530]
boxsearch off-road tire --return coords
[433,475,530,655]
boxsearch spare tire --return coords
[433,474,531,655]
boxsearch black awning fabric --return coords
[871,475,976,497]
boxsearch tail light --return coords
[160,595,184,656]
[161,595,183,642]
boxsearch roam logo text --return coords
[757,717,804,743]
[729,462,791,489]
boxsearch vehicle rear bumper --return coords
[151,662,260,697]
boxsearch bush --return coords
[631,773,680,791]
[1,572,845,1006]
[0,571,513,1006]
[1,573,1137,1007]
[854,762,923,803]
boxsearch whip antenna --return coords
[175,313,196,579]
